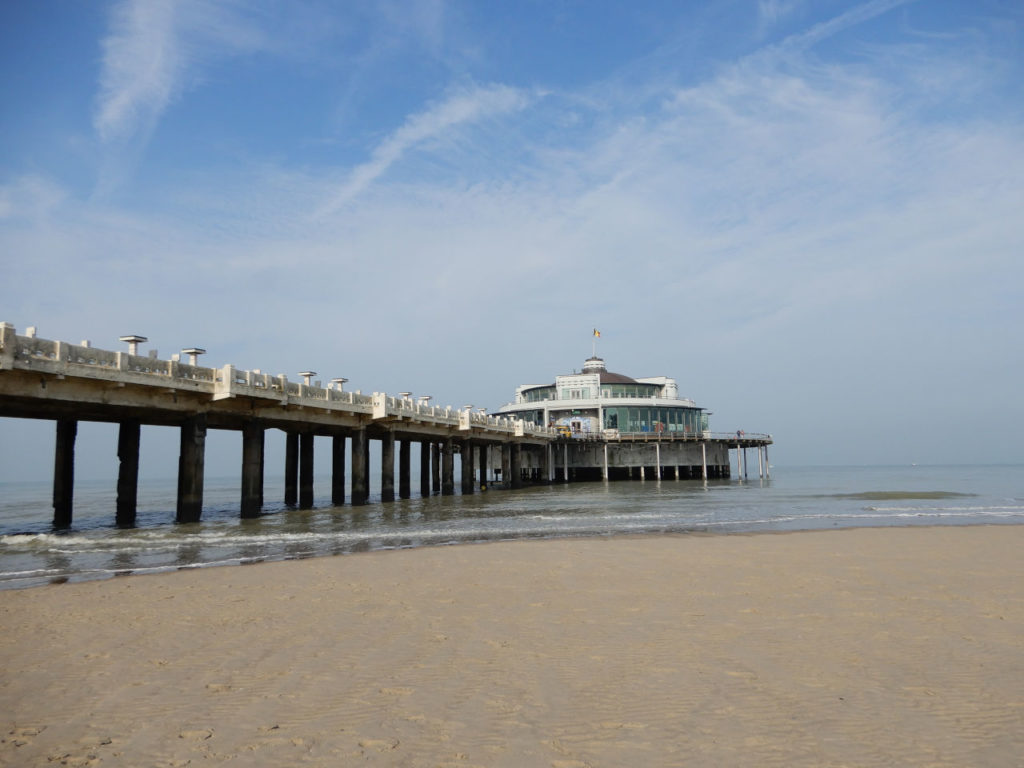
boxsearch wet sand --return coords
[2,525,1023,767]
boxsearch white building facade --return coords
[496,357,709,439]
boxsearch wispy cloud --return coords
[94,0,181,142]
[757,0,804,30]
[316,83,534,215]
[94,0,267,143]
[776,0,917,53]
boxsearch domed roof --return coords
[580,357,637,384]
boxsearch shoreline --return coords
[3,525,1023,766]
[3,519,1024,592]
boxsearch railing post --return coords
[0,322,15,369]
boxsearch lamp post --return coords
[119,335,147,355]
[330,377,348,391]
[181,348,206,366]
[299,371,316,386]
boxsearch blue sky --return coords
[1,0,1022,478]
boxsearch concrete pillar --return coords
[460,440,475,494]
[52,419,77,528]
[656,443,661,481]
[539,443,550,485]
[299,432,315,509]
[431,442,441,494]
[364,439,371,493]
[241,420,265,518]
[351,428,368,506]
[563,443,569,483]
[510,443,523,489]
[701,443,708,481]
[764,445,771,478]
[602,443,609,481]
[284,431,298,506]
[743,447,748,479]
[479,442,489,490]
[116,419,141,527]
[380,431,395,502]
[758,445,764,479]
[399,439,411,499]
[176,414,207,523]
[501,443,512,488]
[420,440,431,497]
[331,434,346,506]
[441,438,455,495]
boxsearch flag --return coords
[593,328,601,338]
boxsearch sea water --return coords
[1,464,1021,589]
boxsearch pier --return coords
[0,324,772,528]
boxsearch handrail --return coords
[0,324,559,439]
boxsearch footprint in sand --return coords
[359,738,400,752]
[179,729,214,741]
[5,725,46,747]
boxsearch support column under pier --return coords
[479,443,489,490]
[380,431,395,503]
[116,419,141,527]
[332,434,346,506]
[241,420,265,519]
[441,438,455,496]
[176,415,207,524]
[351,428,368,506]
[501,443,512,489]
[299,433,315,509]
[399,440,411,499]
[53,419,77,529]
[284,432,298,506]
[461,440,475,495]
[420,441,431,497]
[510,444,522,489]
[431,442,441,495]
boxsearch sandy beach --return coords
[2,525,1022,767]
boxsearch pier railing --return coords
[555,430,772,445]
[0,324,556,440]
